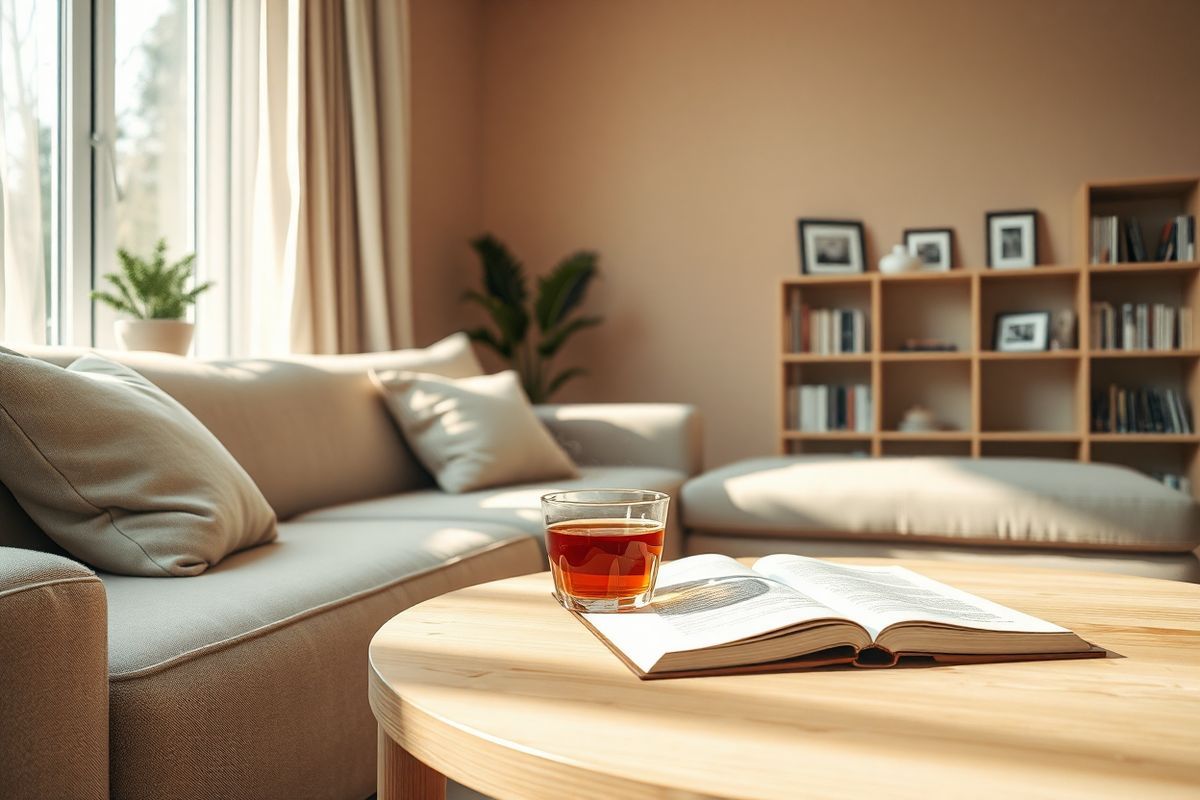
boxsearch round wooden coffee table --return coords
[368,558,1200,799]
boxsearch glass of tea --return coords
[541,489,670,613]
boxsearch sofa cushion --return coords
[682,456,1200,553]
[299,464,689,559]
[297,464,688,539]
[100,518,541,800]
[0,350,277,576]
[374,368,578,493]
[17,333,483,520]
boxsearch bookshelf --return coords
[779,175,1200,496]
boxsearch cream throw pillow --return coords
[0,348,277,576]
[372,369,578,493]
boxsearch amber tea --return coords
[542,490,670,612]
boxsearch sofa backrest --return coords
[4,333,483,524]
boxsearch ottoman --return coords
[681,456,1200,582]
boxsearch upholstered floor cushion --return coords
[296,465,689,551]
[682,456,1200,553]
[100,518,541,800]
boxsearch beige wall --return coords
[409,0,484,346]
[415,0,1200,467]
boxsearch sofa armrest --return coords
[535,403,703,476]
[0,548,108,800]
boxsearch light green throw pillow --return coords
[0,348,277,576]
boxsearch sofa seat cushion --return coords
[297,465,688,540]
[99,518,541,800]
[682,456,1200,553]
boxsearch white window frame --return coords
[56,0,228,351]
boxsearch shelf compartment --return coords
[781,281,873,355]
[880,279,971,352]
[981,359,1080,433]
[1085,177,1197,268]
[880,361,971,434]
[979,273,1078,352]
[878,431,972,441]
[782,431,872,441]
[1090,440,1196,490]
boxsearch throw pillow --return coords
[372,369,578,493]
[0,348,277,576]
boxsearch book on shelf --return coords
[787,383,872,432]
[1089,301,1191,350]
[1091,384,1193,434]
[577,554,1102,679]
[785,288,867,354]
[1090,214,1195,264]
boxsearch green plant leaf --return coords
[462,289,528,354]
[469,234,527,309]
[544,366,587,400]
[537,314,602,357]
[99,240,211,320]
[89,290,143,319]
[464,326,509,357]
[534,251,597,331]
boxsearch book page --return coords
[581,554,850,673]
[753,555,1069,640]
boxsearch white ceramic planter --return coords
[114,319,195,355]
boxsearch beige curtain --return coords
[241,0,413,355]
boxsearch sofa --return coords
[0,336,702,800]
[682,456,1200,582]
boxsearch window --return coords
[0,0,226,351]
[0,0,60,345]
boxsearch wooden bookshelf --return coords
[779,175,1200,496]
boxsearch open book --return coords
[578,555,1102,679]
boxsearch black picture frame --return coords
[986,210,1039,269]
[797,219,866,275]
[993,311,1051,352]
[902,227,954,271]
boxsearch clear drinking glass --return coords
[542,489,670,613]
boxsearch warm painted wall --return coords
[418,0,1200,467]
[409,0,484,346]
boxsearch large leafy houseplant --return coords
[464,234,603,403]
[91,238,212,320]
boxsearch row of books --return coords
[786,384,873,433]
[1089,215,1195,264]
[1089,302,1193,351]
[1155,473,1192,495]
[1091,385,1193,434]
[785,291,868,354]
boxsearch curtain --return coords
[237,0,413,356]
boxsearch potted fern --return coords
[91,239,213,355]
[463,234,603,403]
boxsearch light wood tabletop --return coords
[368,558,1200,800]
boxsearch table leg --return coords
[378,724,447,800]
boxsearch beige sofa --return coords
[0,342,701,800]
[682,456,1200,581]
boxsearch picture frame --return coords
[797,219,866,274]
[986,210,1038,269]
[994,311,1051,352]
[902,228,954,271]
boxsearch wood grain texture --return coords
[378,725,445,800]
[369,558,1200,800]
